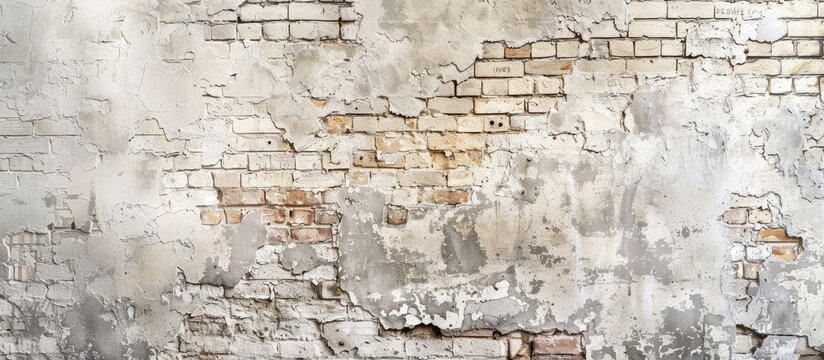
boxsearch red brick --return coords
[532,334,582,355]
[290,228,332,243]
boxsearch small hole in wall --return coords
[489,120,495,125]
[498,122,503,127]
[267,140,272,145]
[338,341,344,346]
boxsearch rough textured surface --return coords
[1,0,824,358]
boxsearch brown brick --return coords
[221,188,265,206]
[200,210,223,225]
[758,228,801,243]
[532,334,582,355]
[262,208,288,224]
[289,209,314,225]
[285,189,322,206]
[387,207,408,225]
[426,189,470,205]
[505,44,531,58]
[290,228,332,243]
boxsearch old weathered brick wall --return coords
[1,0,824,358]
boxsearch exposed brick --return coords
[505,45,531,58]
[426,189,470,205]
[532,334,583,355]
[290,228,332,243]
[200,210,223,225]
[386,206,408,225]
[525,60,573,75]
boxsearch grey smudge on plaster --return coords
[281,243,322,275]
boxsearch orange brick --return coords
[325,115,352,134]
[758,228,801,243]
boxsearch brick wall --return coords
[1,0,824,358]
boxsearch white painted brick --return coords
[628,1,667,19]
[474,98,525,114]
[289,3,340,21]
[475,61,525,78]
[628,20,677,38]
[239,4,287,21]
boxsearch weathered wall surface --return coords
[1,0,824,358]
